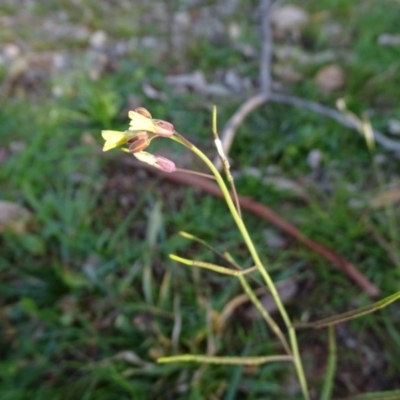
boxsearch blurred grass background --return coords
[0,0,400,398]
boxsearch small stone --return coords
[388,119,400,135]
[348,199,365,209]
[173,11,190,30]
[315,64,346,92]
[223,69,243,92]
[9,141,26,153]
[373,154,387,165]
[378,34,400,46]
[52,85,64,97]
[273,64,303,83]
[52,53,67,70]
[89,30,107,49]
[3,43,21,60]
[307,149,323,169]
[228,22,241,40]
[0,200,32,234]
[263,228,287,249]
[270,5,309,37]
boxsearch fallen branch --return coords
[259,0,274,93]
[217,91,400,168]
[216,0,400,166]
[214,93,267,169]
[269,93,400,152]
[123,157,380,297]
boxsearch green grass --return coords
[1,1,400,398]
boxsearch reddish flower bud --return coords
[153,120,174,137]
[155,156,176,173]
[133,151,176,173]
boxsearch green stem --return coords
[321,326,337,400]
[238,275,291,355]
[173,137,309,399]
[170,254,257,276]
[158,354,293,365]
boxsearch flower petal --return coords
[101,130,127,151]
[133,151,157,166]
[128,111,156,133]
[101,130,125,141]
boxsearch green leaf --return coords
[339,389,400,399]
[297,291,400,329]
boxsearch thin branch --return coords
[269,93,400,152]
[362,215,400,269]
[259,0,274,93]
[175,167,216,180]
[124,157,380,297]
[217,91,400,167]
[215,0,400,163]
[214,93,268,168]
[215,0,274,168]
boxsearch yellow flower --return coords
[101,109,174,152]
[128,111,158,133]
[101,130,131,151]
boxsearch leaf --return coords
[19,233,46,255]
[60,270,88,289]
[296,291,400,329]
[340,389,400,399]
[146,200,163,248]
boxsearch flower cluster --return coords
[101,108,176,172]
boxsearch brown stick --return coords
[124,158,380,297]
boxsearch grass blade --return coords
[297,291,400,329]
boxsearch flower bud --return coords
[135,107,152,119]
[128,138,149,153]
[153,120,174,137]
[133,151,176,173]
[155,156,176,173]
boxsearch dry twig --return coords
[123,157,380,297]
[259,0,274,93]
[216,0,400,166]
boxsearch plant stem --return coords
[177,140,309,399]
[158,354,293,365]
[238,275,291,355]
[321,326,337,400]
